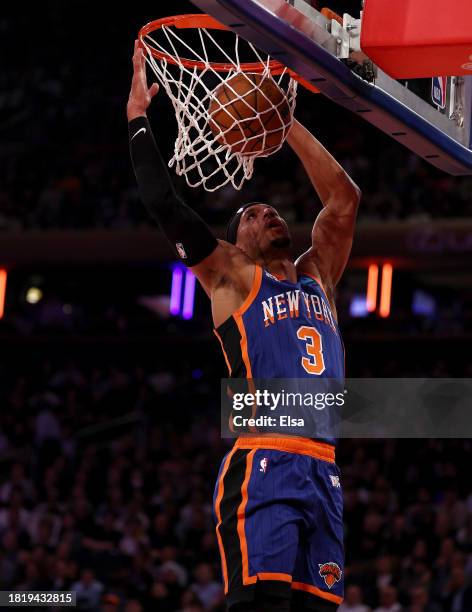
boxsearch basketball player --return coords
[127,41,360,612]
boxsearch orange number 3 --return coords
[297,325,326,375]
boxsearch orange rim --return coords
[138,13,288,75]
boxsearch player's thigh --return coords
[214,448,306,607]
[291,460,344,609]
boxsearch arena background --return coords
[0,1,471,610]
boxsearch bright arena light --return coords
[0,269,6,319]
[26,287,43,304]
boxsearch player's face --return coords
[236,204,291,255]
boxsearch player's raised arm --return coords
[288,119,361,290]
[127,41,237,295]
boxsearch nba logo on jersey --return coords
[264,271,279,282]
[259,458,268,473]
[431,76,447,109]
[175,242,187,259]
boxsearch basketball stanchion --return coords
[189,0,472,175]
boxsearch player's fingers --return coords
[140,47,147,71]
[149,83,159,98]
[130,61,142,88]
[133,52,144,69]
[132,54,141,73]
[132,46,144,70]
[130,72,145,104]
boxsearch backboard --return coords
[190,0,472,176]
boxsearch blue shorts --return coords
[214,437,344,610]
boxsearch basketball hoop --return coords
[138,14,300,192]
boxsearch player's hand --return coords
[127,39,159,121]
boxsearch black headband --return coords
[225,203,256,244]
[225,203,279,244]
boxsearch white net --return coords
[141,17,298,192]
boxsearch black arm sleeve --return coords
[129,116,218,266]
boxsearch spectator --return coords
[339,584,371,612]
[71,568,104,610]
[407,586,440,612]
[124,599,143,612]
[102,593,121,612]
[0,463,34,503]
[190,563,223,610]
[441,565,472,612]
[374,586,402,612]
[0,530,20,587]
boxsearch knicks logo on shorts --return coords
[318,562,342,589]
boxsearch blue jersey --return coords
[215,265,345,380]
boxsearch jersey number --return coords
[297,325,326,375]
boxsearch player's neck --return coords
[262,256,297,283]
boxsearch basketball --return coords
[208,73,292,156]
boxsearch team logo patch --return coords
[318,562,342,589]
[176,242,187,259]
[259,458,268,473]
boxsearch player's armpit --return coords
[190,240,254,298]
[189,241,229,296]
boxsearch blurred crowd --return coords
[0,359,471,611]
[1,2,472,232]
[2,266,472,342]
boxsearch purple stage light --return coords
[182,270,196,320]
[170,266,183,316]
